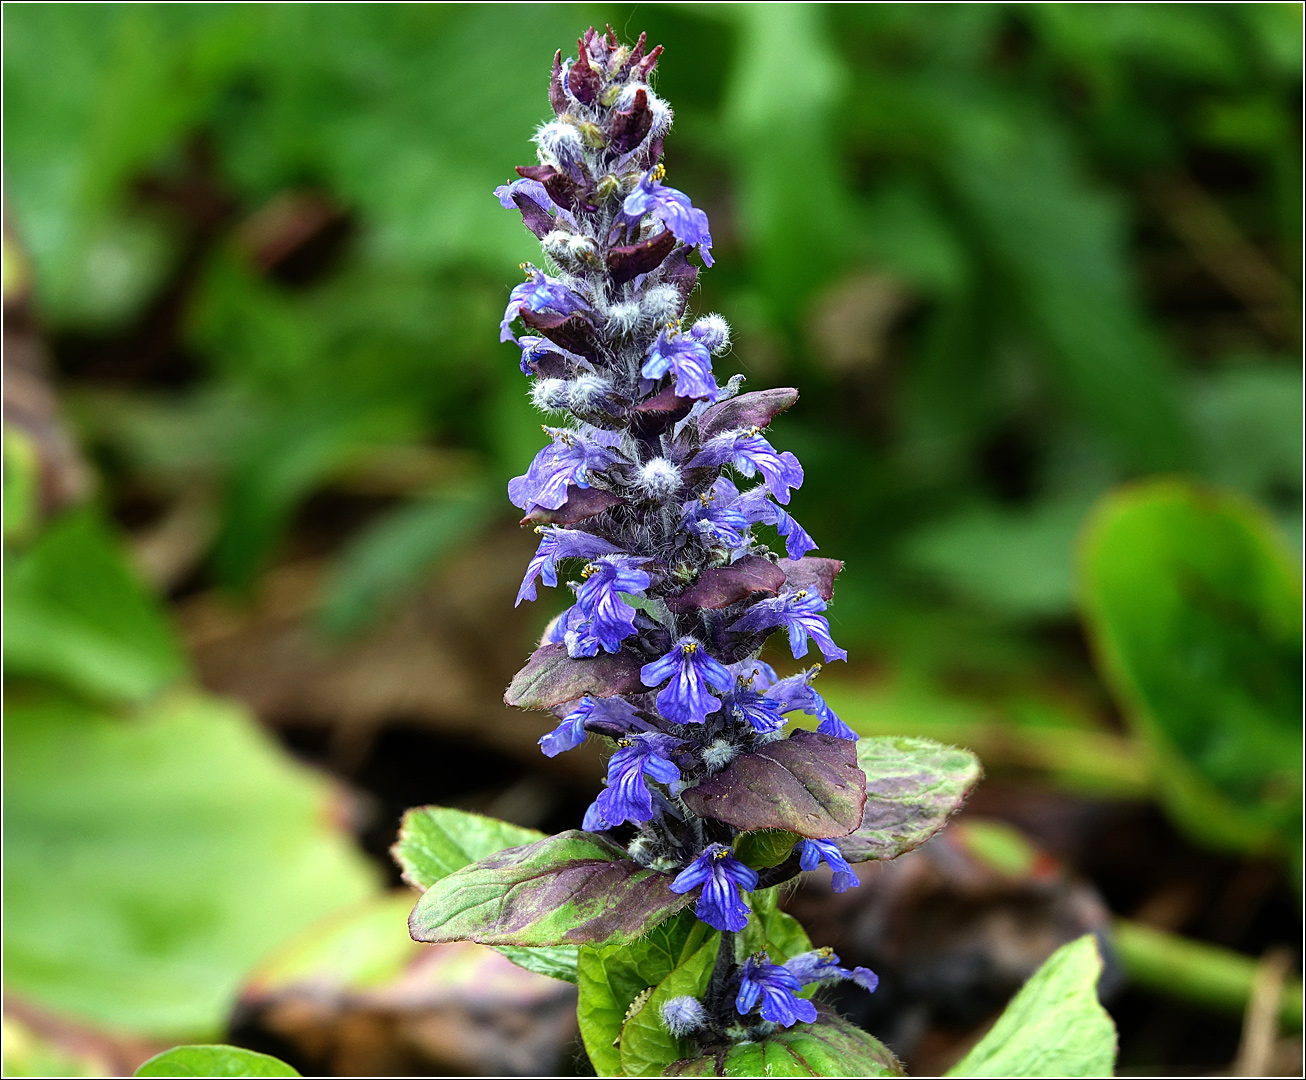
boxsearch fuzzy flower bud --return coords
[661,996,708,1037]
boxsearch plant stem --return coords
[704,930,737,1016]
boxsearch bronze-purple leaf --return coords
[549,50,567,115]
[505,644,645,710]
[609,87,653,154]
[607,229,676,285]
[519,310,600,356]
[778,557,844,600]
[699,388,800,440]
[680,729,867,838]
[521,487,622,526]
[664,555,786,614]
[630,385,695,438]
[835,736,982,863]
[511,193,555,239]
[409,831,692,948]
[659,248,699,307]
[568,40,602,104]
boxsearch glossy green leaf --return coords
[3,506,186,702]
[578,911,715,1077]
[740,887,814,963]
[1080,480,1302,857]
[135,1045,300,1077]
[2,423,41,547]
[392,805,577,982]
[619,936,720,1077]
[946,935,1117,1077]
[838,736,982,862]
[392,805,544,890]
[735,828,802,870]
[667,1006,904,1077]
[3,691,377,1037]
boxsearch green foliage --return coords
[1080,480,1302,859]
[319,485,496,635]
[735,828,802,870]
[578,911,717,1078]
[667,1006,903,1077]
[739,886,815,962]
[2,424,41,548]
[946,935,1117,1077]
[2,691,377,1037]
[391,805,579,982]
[618,935,720,1077]
[135,1045,300,1077]
[3,506,186,702]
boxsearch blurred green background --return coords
[2,3,1301,1076]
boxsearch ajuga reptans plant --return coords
[395,28,981,1076]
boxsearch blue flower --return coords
[683,482,751,551]
[784,947,879,994]
[726,687,787,734]
[544,603,603,658]
[670,843,758,932]
[517,527,625,606]
[539,695,643,757]
[586,734,682,827]
[622,169,714,266]
[735,954,817,1027]
[797,838,861,893]
[574,557,651,652]
[730,589,847,663]
[758,670,857,742]
[641,327,720,402]
[640,638,735,725]
[732,486,817,559]
[507,428,617,513]
[494,177,552,212]
[500,270,589,343]
[693,432,804,505]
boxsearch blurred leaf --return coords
[902,494,1094,619]
[946,935,1116,1077]
[578,911,715,1078]
[3,424,42,547]
[3,506,186,702]
[724,5,854,317]
[1080,479,1302,857]
[320,485,496,636]
[0,1016,106,1078]
[739,886,814,963]
[135,1045,299,1077]
[1187,363,1303,539]
[2,691,377,1037]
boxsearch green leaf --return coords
[391,806,578,982]
[135,1045,300,1077]
[667,1006,903,1077]
[3,506,187,702]
[619,935,720,1077]
[319,486,495,636]
[735,828,802,869]
[838,736,982,862]
[578,911,715,1077]
[408,830,692,949]
[1080,480,1302,857]
[392,805,544,890]
[3,423,41,547]
[740,887,814,962]
[946,935,1117,1077]
[2,691,377,1037]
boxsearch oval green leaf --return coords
[135,1045,299,1077]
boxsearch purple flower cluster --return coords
[497,27,873,1041]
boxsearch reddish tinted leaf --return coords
[665,556,786,614]
[505,644,645,710]
[608,229,676,285]
[835,737,981,863]
[699,389,800,440]
[520,488,622,526]
[408,831,691,948]
[681,730,867,838]
[778,557,843,600]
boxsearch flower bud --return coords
[661,996,708,1037]
[635,457,682,499]
[533,119,585,167]
[690,313,731,355]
